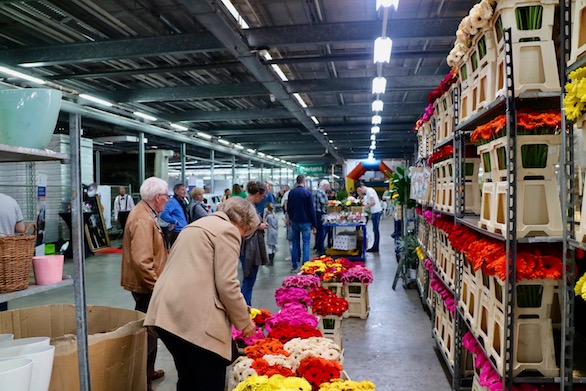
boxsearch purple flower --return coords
[265,302,318,331]
[275,287,313,307]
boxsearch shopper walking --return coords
[232,183,247,198]
[113,186,135,232]
[265,202,278,265]
[160,183,189,248]
[313,180,329,255]
[240,181,269,305]
[287,175,316,271]
[144,197,258,391]
[120,177,169,391]
[356,181,383,253]
[189,187,209,222]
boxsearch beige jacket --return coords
[121,201,167,293]
[144,212,252,361]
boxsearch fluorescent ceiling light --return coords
[170,123,189,131]
[371,135,376,141]
[372,115,382,125]
[371,126,380,134]
[266,154,274,159]
[271,64,288,81]
[311,116,320,125]
[372,99,384,112]
[197,132,212,139]
[79,94,113,107]
[234,143,244,149]
[293,93,308,108]
[220,0,250,29]
[218,139,231,145]
[0,66,46,84]
[370,144,376,150]
[328,140,333,143]
[323,132,328,136]
[372,77,387,94]
[377,0,399,10]
[258,152,266,157]
[374,37,393,63]
[247,148,256,154]
[133,111,157,121]
[334,146,338,150]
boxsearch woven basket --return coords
[0,223,36,293]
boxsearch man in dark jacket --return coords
[287,175,316,272]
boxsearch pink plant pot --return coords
[32,255,64,285]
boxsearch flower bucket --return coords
[0,344,55,391]
[32,255,64,286]
[0,337,50,350]
[0,335,13,343]
[0,89,62,149]
[0,358,33,391]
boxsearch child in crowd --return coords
[265,203,278,265]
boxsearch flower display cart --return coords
[342,283,369,319]
[323,222,367,262]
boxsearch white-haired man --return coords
[313,179,330,255]
[121,176,169,391]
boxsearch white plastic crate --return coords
[333,232,357,250]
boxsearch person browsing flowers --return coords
[144,196,259,391]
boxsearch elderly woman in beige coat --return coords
[144,196,258,391]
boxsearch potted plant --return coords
[397,234,420,282]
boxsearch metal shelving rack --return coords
[0,136,91,390]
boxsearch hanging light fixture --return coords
[0,66,46,85]
[374,37,393,63]
[370,134,376,141]
[372,77,387,94]
[372,100,384,112]
[371,126,380,134]
[372,115,382,125]
[133,111,157,121]
[376,0,399,10]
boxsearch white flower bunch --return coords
[231,356,257,383]
[262,354,294,369]
[283,337,344,370]
[469,0,494,30]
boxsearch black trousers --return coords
[131,292,157,389]
[156,327,228,391]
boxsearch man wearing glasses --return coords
[121,176,169,391]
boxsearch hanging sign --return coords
[297,164,326,175]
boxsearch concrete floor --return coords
[10,214,450,391]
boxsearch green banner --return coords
[297,164,326,175]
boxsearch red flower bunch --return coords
[252,308,271,327]
[267,323,322,343]
[309,288,348,317]
[244,338,289,359]
[297,356,343,390]
[470,111,561,144]
[251,358,296,378]
[428,145,454,165]
[427,69,458,104]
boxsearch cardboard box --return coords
[327,206,342,213]
[0,305,146,391]
[333,232,357,250]
[349,206,365,213]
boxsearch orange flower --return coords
[537,255,563,280]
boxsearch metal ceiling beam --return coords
[0,34,224,67]
[47,61,241,80]
[264,51,448,65]
[98,76,441,103]
[246,18,460,47]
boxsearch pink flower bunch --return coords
[423,210,441,224]
[264,302,319,332]
[462,332,502,390]
[340,265,373,285]
[282,274,321,290]
[275,287,313,307]
[429,275,455,313]
[424,258,434,272]
[232,325,266,346]
[413,104,435,131]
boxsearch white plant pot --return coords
[0,88,62,149]
[0,358,33,391]
[0,344,55,391]
[0,334,13,343]
[0,337,50,349]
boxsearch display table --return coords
[323,222,367,261]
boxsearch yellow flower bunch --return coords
[233,375,312,391]
[301,261,327,274]
[318,379,376,390]
[574,272,586,300]
[250,308,261,318]
[415,246,426,261]
[564,67,586,121]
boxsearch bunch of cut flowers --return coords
[251,355,296,378]
[265,302,319,331]
[275,287,313,307]
[297,356,343,390]
[251,308,271,328]
[244,338,289,360]
[318,379,376,390]
[283,274,321,290]
[340,265,373,285]
[232,325,266,347]
[309,288,349,317]
[267,323,322,344]
[233,374,312,391]
[284,337,343,369]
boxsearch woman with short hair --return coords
[144,196,259,391]
[189,187,209,222]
